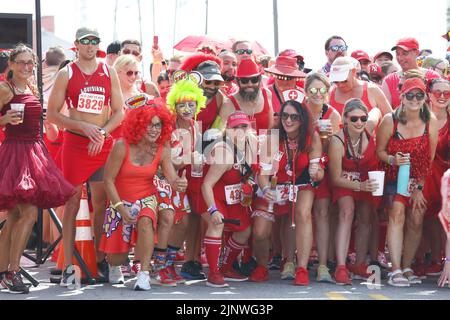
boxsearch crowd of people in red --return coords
[0,27,448,294]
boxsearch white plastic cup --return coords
[317,119,331,139]
[368,171,385,196]
[10,103,25,123]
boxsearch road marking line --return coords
[326,292,349,300]
[369,294,391,300]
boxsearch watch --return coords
[416,184,424,191]
[99,128,108,138]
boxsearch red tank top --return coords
[275,140,309,184]
[115,142,162,201]
[329,82,374,115]
[229,88,271,130]
[197,95,218,133]
[336,129,379,182]
[65,61,112,110]
[386,116,432,181]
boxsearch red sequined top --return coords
[385,115,432,181]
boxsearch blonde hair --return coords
[113,54,140,72]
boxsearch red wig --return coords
[122,100,175,145]
[180,53,222,72]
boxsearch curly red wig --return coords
[180,53,222,72]
[122,100,175,145]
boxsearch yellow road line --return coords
[326,292,349,300]
[369,294,391,300]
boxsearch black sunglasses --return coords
[404,92,425,101]
[79,38,101,45]
[281,112,301,122]
[235,49,253,55]
[238,76,260,84]
[349,115,368,123]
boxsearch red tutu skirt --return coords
[0,138,75,210]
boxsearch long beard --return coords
[239,86,260,102]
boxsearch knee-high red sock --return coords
[220,237,246,273]
[204,236,222,274]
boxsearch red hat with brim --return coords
[236,59,262,78]
[69,46,107,58]
[265,56,307,78]
[400,77,426,94]
[391,37,419,52]
[351,50,371,63]
[279,49,304,62]
[227,111,251,128]
[374,51,393,62]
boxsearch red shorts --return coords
[61,131,113,186]
[216,199,251,233]
[333,186,381,208]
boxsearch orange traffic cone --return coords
[56,184,98,279]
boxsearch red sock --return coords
[242,235,253,263]
[204,236,222,274]
[220,237,246,273]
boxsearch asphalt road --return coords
[2,256,450,301]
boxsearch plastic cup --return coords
[317,119,331,139]
[10,103,25,123]
[191,163,203,178]
[368,171,385,196]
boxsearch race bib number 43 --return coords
[77,93,105,114]
[225,184,242,205]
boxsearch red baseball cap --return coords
[391,37,419,52]
[400,77,426,94]
[374,51,393,62]
[279,49,304,62]
[227,111,251,128]
[351,50,370,62]
[368,63,383,76]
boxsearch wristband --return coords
[208,204,218,215]
[387,155,395,166]
[153,61,161,65]
[112,201,123,209]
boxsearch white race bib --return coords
[342,171,361,182]
[276,184,290,203]
[289,185,298,202]
[224,183,242,205]
[406,178,418,197]
[77,93,105,114]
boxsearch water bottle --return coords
[397,153,410,196]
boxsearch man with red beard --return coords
[218,50,238,96]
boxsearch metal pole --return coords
[205,0,208,35]
[138,0,145,73]
[152,0,156,36]
[273,0,279,56]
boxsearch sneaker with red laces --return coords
[335,265,352,285]
[206,272,229,288]
[293,267,309,286]
[425,262,443,276]
[348,263,372,280]
[222,268,248,282]
[150,268,177,287]
[165,265,185,284]
[411,260,427,279]
[249,265,269,282]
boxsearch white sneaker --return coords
[109,265,124,284]
[134,271,151,291]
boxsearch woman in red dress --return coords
[376,77,439,287]
[0,44,74,293]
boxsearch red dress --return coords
[0,90,74,210]
[332,130,380,206]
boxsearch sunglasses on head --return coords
[204,80,223,86]
[235,49,253,55]
[122,49,140,57]
[79,38,101,45]
[309,87,327,95]
[404,92,425,101]
[281,112,301,122]
[328,45,348,52]
[349,115,368,123]
[431,90,450,100]
[238,76,260,84]
[126,70,140,77]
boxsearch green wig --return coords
[166,79,207,120]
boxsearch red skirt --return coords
[0,138,75,210]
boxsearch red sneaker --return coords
[249,265,269,282]
[335,265,352,285]
[206,272,229,288]
[222,268,248,282]
[425,262,443,276]
[348,263,371,280]
[293,267,309,286]
[165,265,185,284]
[150,268,177,287]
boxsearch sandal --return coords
[402,268,422,285]
[388,269,410,287]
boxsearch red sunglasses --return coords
[126,70,140,77]
[431,90,450,100]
